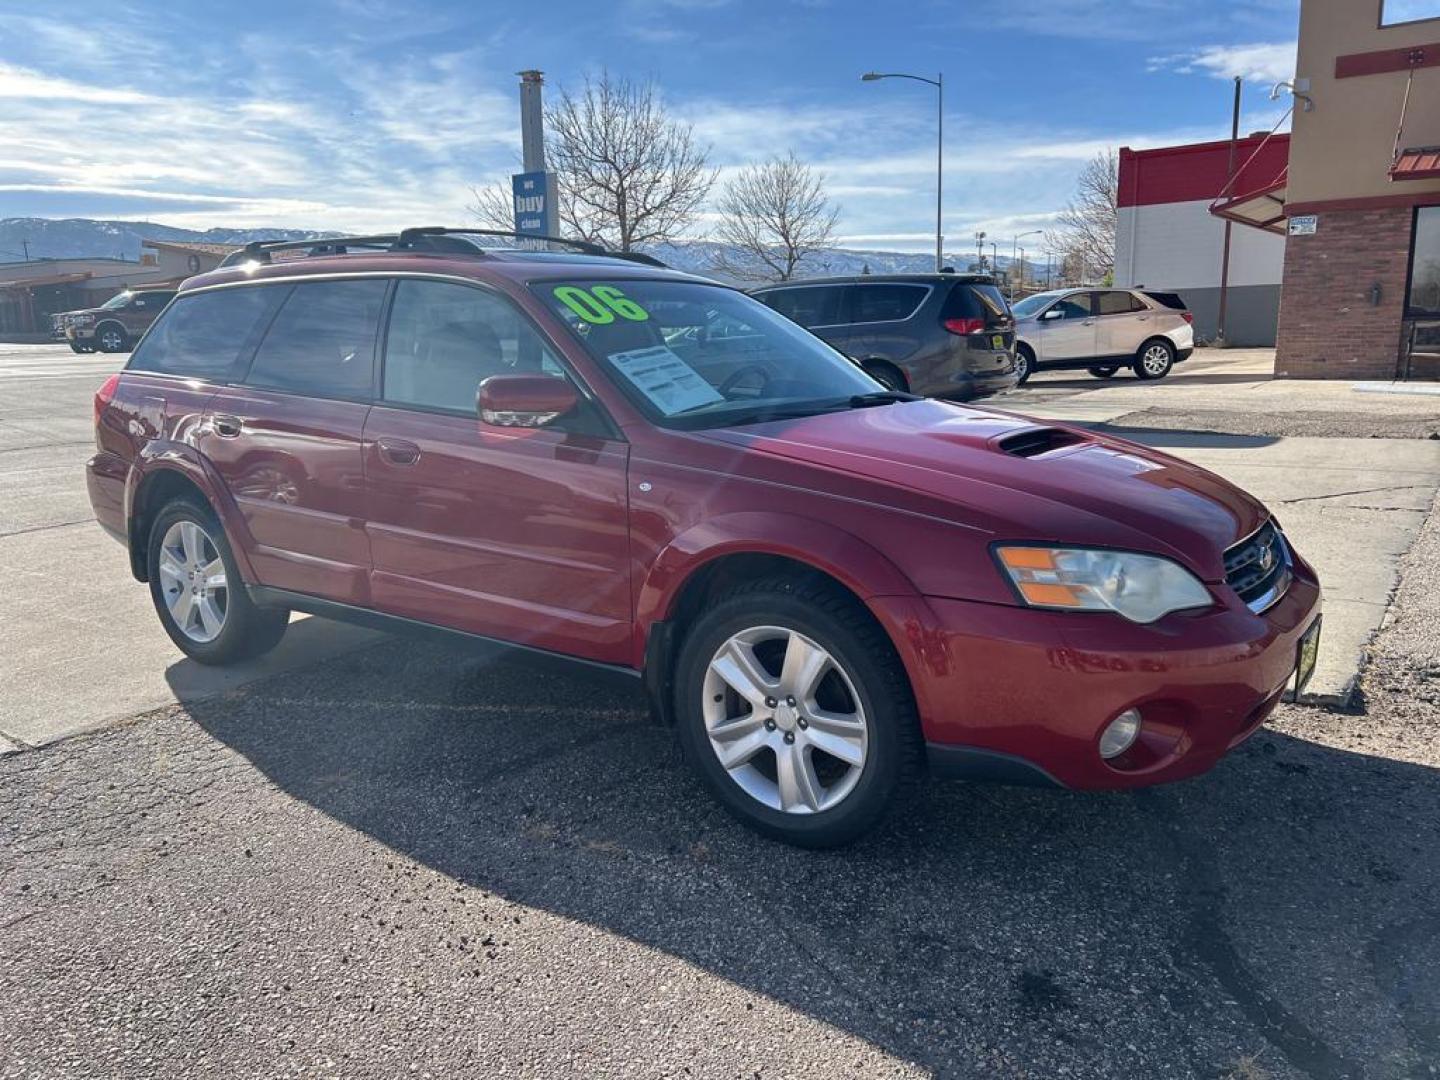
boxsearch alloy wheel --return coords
[157,520,228,643]
[702,625,868,814]
[100,328,125,351]
[1141,344,1171,376]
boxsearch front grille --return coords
[1224,519,1291,612]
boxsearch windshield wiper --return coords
[848,390,921,407]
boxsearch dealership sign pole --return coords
[514,70,558,249]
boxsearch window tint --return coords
[851,284,927,323]
[1097,291,1136,316]
[127,286,285,381]
[383,279,570,413]
[246,279,387,399]
[1051,294,1093,319]
[759,285,845,328]
[1406,207,1440,316]
[1142,291,1187,311]
[942,283,1010,323]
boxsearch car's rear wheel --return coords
[1134,339,1175,380]
[673,576,920,848]
[96,323,129,353]
[146,499,288,665]
[1014,344,1035,384]
[1088,366,1118,379]
[863,360,907,393]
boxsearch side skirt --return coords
[248,585,645,692]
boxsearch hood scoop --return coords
[996,426,1086,459]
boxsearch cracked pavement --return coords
[3,345,1439,1078]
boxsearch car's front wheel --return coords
[673,577,919,847]
[68,342,91,354]
[1134,339,1175,380]
[96,323,129,353]
[146,499,288,665]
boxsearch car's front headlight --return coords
[995,545,1212,624]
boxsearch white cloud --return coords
[1151,42,1297,84]
[0,62,159,104]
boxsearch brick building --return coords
[1216,0,1440,380]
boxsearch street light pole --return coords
[863,70,944,272]
[1011,229,1042,300]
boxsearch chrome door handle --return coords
[377,438,421,466]
[213,414,242,438]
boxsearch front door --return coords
[199,278,387,605]
[362,278,632,665]
[1033,292,1097,363]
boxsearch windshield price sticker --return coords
[607,345,722,415]
[553,285,650,324]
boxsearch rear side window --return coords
[851,284,927,323]
[127,286,285,381]
[941,283,1010,324]
[759,285,846,328]
[1142,291,1187,311]
[1097,291,1137,316]
[245,279,388,399]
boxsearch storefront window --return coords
[1408,208,1440,315]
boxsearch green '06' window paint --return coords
[553,285,650,324]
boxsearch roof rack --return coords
[217,228,668,269]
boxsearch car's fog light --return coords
[1099,708,1142,759]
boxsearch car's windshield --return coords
[531,278,884,428]
[99,293,133,310]
[1011,291,1063,318]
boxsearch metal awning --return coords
[1210,173,1289,235]
[1391,146,1440,181]
[0,271,93,291]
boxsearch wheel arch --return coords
[635,513,924,725]
[126,452,256,584]
[1135,334,1176,359]
[860,357,908,390]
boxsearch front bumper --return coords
[871,560,1321,790]
[66,324,97,342]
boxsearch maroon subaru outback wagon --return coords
[87,229,1321,847]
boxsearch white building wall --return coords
[1115,200,1285,290]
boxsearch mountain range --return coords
[0,217,1008,282]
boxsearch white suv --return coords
[1011,288,1195,384]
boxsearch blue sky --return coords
[0,0,1301,253]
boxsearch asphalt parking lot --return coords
[3,343,1439,1078]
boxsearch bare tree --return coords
[547,72,715,251]
[708,153,840,282]
[1049,149,1117,283]
[468,72,715,251]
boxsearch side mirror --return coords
[477,373,578,429]
[1042,308,1064,320]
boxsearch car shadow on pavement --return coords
[178,635,1440,1078]
[1090,425,1282,450]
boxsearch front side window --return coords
[383,279,569,413]
[759,285,846,328]
[1051,294,1093,319]
[245,279,387,399]
[1407,207,1440,315]
[127,285,286,381]
[532,278,879,428]
[851,284,928,323]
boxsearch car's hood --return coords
[699,399,1267,581]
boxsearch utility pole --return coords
[1216,75,1241,347]
[513,70,558,247]
[975,230,986,272]
[21,239,29,261]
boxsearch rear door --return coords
[1094,290,1149,360]
[1032,291,1097,363]
[845,282,931,364]
[362,278,632,665]
[198,278,387,605]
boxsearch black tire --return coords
[96,323,129,353]
[1087,366,1118,379]
[146,498,288,665]
[1133,339,1175,380]
[68,342,89,354]
[672,575,921,848]
[863,361,908,393]
[1014,344,1035,385]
